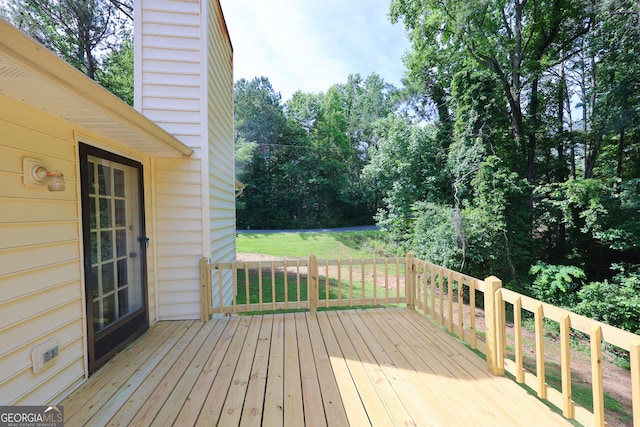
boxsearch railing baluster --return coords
[271,262,276,311]
[631,342,640,427]
[447,271,454,333]
[218,267,223,312]
[396,258,400,303]
[244,263,249,313]
[423,263,428,314]
[430,264,436,320]
[470,278,476,349]
[325,260,329,307]
[438,269,444,326]
[337,260,342,306]
[560,314,574,419]
[534,304,546,399]
[373,258,377,306]
[258,261,263,312]
[296,260,301,309]
[349,259,353,306]
[361,259,365,306]
[384,258,389,305]
[590,325,604,426]
[284,260,289,310]
[458,274,464,340]
[232,264,237,314]
[514,297,523,383]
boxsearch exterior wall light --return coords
[23,157,66,191]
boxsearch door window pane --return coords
[90,232,98,264]
[117,259,128,287]
[118,289,129,316]
[89,197,97,229]
[93,300,102,330]
[99,198,112,228]
[97,164,111,195]
[115,230,127,257]
[88,162,95,195]
[115,200,126,227]
[100,231,112,261]
[101,262,114,294]
[103,294,115,327]
[114,169,125,197]
[91,267,99,299]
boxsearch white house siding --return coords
[206,0,235,307]
[153,157,203,319]
[137,0,203,149]
[138,0,236,318]
[0,96,86,405]
[0,95,159,404]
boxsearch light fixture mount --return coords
[22,157,66,191]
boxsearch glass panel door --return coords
[80,144,148,372]
[88,156,144,331]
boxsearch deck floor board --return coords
[61,308,572,426]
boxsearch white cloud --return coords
[220,0,409,101]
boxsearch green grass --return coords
[234,268,398,306]
[237,230,390,259]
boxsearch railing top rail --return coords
[413,258,485,291]
[211,257,407,268]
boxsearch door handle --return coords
[129,252,138,258]
[138,236,150,248]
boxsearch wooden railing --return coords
[201,254,640,427]
[200,255,409,317]
[495,288,640,427]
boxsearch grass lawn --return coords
[236,230,390,259]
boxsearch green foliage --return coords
[463,156,532,285]
[409,202,461,269]
[235,74,396,229]
[96,35,133,105]
[4,0,131,80]
[575,265,640,334]
[529,262,586,307]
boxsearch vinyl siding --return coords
[153,157,203,319]
[138,0,203,149]
[0,95,159,405]
[206,0,235,307]
[138,0,236,317]
[0,96,85,405]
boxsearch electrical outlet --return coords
[32,338,59,373]
[43,346,58,363]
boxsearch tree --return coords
[390,0,593,186]
[4,0,131,80]
[96,33,133,105]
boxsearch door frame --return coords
[79,143,149,373]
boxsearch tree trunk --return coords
[617,127,625,179]
[527,75,539,185]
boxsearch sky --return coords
[220,0,411,102]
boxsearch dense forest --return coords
[4,0,639,333]
[234,0,640,334]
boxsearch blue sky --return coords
[220,0,411,102]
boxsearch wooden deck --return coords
[61,308,571,426]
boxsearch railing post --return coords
[405,252,415,310]
[200,257,210,322]
[308,254,318,317]
[483,276,504,375]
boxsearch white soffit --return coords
[0,19,193,158]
